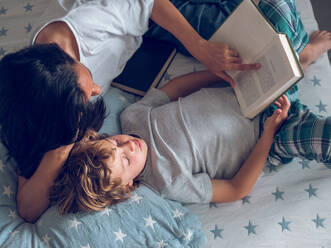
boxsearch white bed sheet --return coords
[159,0,331,247]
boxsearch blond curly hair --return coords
[49,129,138,214]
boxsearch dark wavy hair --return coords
[50,129,138,214]
[0,44,106,178]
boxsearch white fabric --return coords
[32,0,154,93]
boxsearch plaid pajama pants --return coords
[148,0,331,167]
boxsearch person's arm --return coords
[150,0,260,87]
[160,70,225,101]
[211,95,290,202]
[17,144,73,223]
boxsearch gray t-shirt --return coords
[121,87,260,203]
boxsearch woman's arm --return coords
[150,0,260,86]
[160,70,225,101]
[211,95,290,202]
[17,144,73,223]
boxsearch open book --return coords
[112,37,176,96]
[210,0,303,119]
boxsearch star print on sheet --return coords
[242,196,251,204]
[278,217,291,232]
[42,233,51,246]
[0,6,8,15]
[244,221,257,236]
[299,159,311,169]
[25,23,32,33]
[24,3,34,12]
[144,215,157,231]
[0,27,8,37]
[272,187,284,201]
[9,209,17,219]
[130,193,143,204]
[101,207,112,216]
[312,214,326,229]
[156,240,167,248]
[315,100,327,113]
[210,224,223,239]
[114,228,127,243]
[3,185,13,198]
[209,202,217,208]
[0,47,5,57]
[311,75,321,86]
[305,184,318,198]
[69,217,82,230]
[10,230,19,238]
[172,209,184,219]
[183,229,193,241]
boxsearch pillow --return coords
[98,87,139,135]
[0,142,206,247]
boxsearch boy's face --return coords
[99,134,148,187]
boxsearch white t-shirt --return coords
[32,0,154,93]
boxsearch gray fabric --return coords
[121,87,260,203]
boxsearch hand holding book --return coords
[193,39,261,87]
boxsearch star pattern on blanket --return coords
[242,196,251,204]
[299,159,311,169]
[311,75,321,86]
[69,217,82,230]
[114,228,127,243]
[272,187,284,201]
[9,209,17,219]
[24,3,34,12]
[0,47,5,57]
[315,100,327,113]
[0,6,7,15]
[0,27,8,37]
[278,216,291,232]
[209,202,218,208]
[210,224,223,239]
[156,240,167,248]
[244,221,257,236]
[312,214,326,229]
[173,208,184,219]
[42,233,51,246]
[305,184,318,198]
[3,185,13,198]
[144,215,157,231]
[130,193,143,204]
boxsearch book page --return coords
[209,0,277,79]
[235,38,299,117]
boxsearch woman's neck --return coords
[34,21,80,61]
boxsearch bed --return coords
[1,0,331,247]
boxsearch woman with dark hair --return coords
[0,0,262,223]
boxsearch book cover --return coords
[112,37,176,96]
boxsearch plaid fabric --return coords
[258,0,309,54]
[266,101,331,168]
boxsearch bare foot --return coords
[299,30,331,71]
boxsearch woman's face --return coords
[73,62,102,99]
